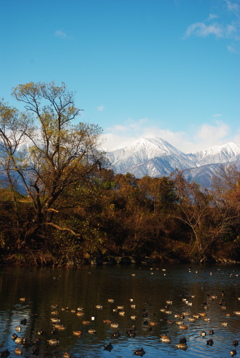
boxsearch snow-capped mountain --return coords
[106,137,240,188]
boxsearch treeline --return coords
[0,82,239,266]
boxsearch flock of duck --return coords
[1,268,240,357]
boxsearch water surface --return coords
[1,264,240,357]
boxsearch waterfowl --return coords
[96,305,103,309]
[53,324,66,330]
[73,330,82,337]
[107,299,114,303]
[230,349,237,356]
[176,339,187,350]
[19,298,26,302]
[176,320,184,325]
[63,353,71,358]
[207,339,214,346]
[179,324,188,330]
[112,330,121,338]
[76,311,84,317]
[51,310,59,315]
[15,337,23,344]
[221,322,228,327]
[201,331,206,337]
[133,348,145,356]
[233,340,239,347]
[15,326,21,333]
[131,315,137,320]
[20,318,27,325]
[119,311,125,316]
[51,317,61,323]
[11,333,18,340]
[127,325,136,337]
[209,329,214,335]
[0,349,10,357]
[14,347,22,355]
[88,329,96,334]
[160,334,171,343]
[103,320,111,324]
[110,323,119,328]
[187,317,196,323]
[47,338,59,346]
[82,321,91,325]
[104,343,113,352]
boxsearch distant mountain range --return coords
[106,137,240,188]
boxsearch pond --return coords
[1,264,240,357]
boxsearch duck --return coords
[176,342,187,349]
[201,331,207,337]
[73,330,82,337]
[179,324,188,330]
[0,349,10,357]
[127,325,136,337]
[63,353,71,358]
[104,343,113,352]
[88,329,96,334]
[230,349,237,356]
[15,326,21,333]
[47,339,59,346]
[133,348,145,356]
[160,334,171,343]
[14,347,23,355]
[233,341,239,347]
[207,339,214,346]
[209,329,214,335]
[112,330,121,338]
[15,337,23,344]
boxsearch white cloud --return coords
[100,118,238,154]
[184,1,240,41]
[185,22,225,38]
[225,0,239,12]
[54,30,70,39]
[97,105,104,111]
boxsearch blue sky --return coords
[1,0,239,153]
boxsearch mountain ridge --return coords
[106,137,240,188]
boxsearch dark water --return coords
[1,264,240,357]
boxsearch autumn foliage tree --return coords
[0,82,104,252]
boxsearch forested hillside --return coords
[0,83,240,266]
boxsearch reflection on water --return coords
[0,264,240,357]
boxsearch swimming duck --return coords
[233,341,239,347]
[104,343,113,352]
[88,329,96,334]
[209,330,214,335]
[160,334,171,343]
[127,325,136,337]
[133,348,145,356]
[112,330,121,338]
[176,342,187,349]
[14,347,22,355]
[0,349,10,357]
[201,331,206,337]
[230,349,237,356]
[73,330,82,337]
[47,339,59,346]
[179,325,188,330]
[63,353,71,358]
[207,339,214,346]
